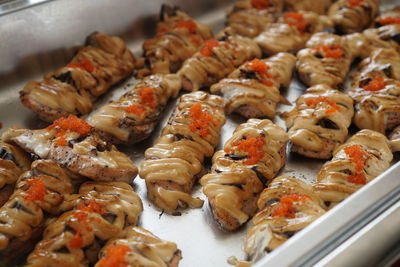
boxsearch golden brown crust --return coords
[88,74,181,144]
[328,0,379,34]
[314,130,393,205]
[0,160,72,264]
[284,0,332,14]
[26,182,143,267]
[2,126,138,183]
[20,33,135,122]
[211,53,296,119]
[200,119,288,231]
[296,32,353,88]
[283,84,354,159]
[140,91,225,214]
[177,35,262,91]
[95,226,182,267]
[243,176,326,263]
[350,48,400,133]
[139,6,213,76]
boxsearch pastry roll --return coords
[255,11,333,56]
[211,53,296,118]
[224,0,283,37]
[88,74,181,144]
[140,91,225,214]
[2,115,137,183]
[178,35,262,91]
[375,6,400,27]
[26,181,143,267]
[95,226,182,267]
[0,160,72,266]
[350,48,400,133]
[200,119,288,231]
[389,125,400,151]
[283,85,354,159]
[328,0,379,34]
[20,33,135,122]
[296,32,353,88]
[283,0,332,14]
[138,5,213,76]
[0,142,31,206]
[240,176,326,265]
[314,129,393,207]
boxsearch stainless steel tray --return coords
[0,1,399,266]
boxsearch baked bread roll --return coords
[350,48,400,133]
[177,35,261,91]
[314,129,393,207]
[2,115,137,183]
[328,0,379,34]
[236,176,325,265]
[95,226,181,267]
[223,0,283,37]
[26,181,143,267]
[255,11,333,56]
[20,33,135,122]
[211,53,296,118]
[283,84,354,159]
[0,142,31,207]
[138,5,213,76]
[296,32,353,88]
[200,119,288,231]
[283,0,332,14]
[140,91,225,214]
[88,74,181,144]
[0,160,72,266]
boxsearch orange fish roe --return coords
[97,245,131,267]
[77,199,106,214]
[225,136,266,165]
[24,179,46,202]
[271,194,310,218]
[188,103,215,138]
[67,58,95,73]
[69,228,84,249]
[47,115,92,146]
[348,0,365,7]
[344,144,367,185]
[377,16,400,25]
[363,76,386,91]
[247,59,273,86]
[283,12,307,32]
[251,0,269,10]
[200,38,219,57]
[191,37,201,46]
[305,96,341,114]
[175,20,197,34]
[125,87,156,116]
[314,44,343,59]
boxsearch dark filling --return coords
[284,231,296,238]
[160,4,179,21]
[10,201,34,215]
[53,71,76,87]
[251,166,268,185]
[54,246,70,254]
[227,154,247,161]
[0,148,15,162]
[317,118,339,130]
[264,198,279,207]
[380,64,393,78]
[390,32,400,44]
[240,69,258,80]
[101,212,117,224]
[29,153,40,161]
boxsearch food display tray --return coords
[0,0,399,266]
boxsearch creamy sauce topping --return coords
[200,119,288,230]
[284,84,354,155]
[314,129,393,203]
[178,35,261,91]
[139,91,225,214]
[211,53,296,118]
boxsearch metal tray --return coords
[0,1,399,266]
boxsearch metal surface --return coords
[0,1,399,267]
